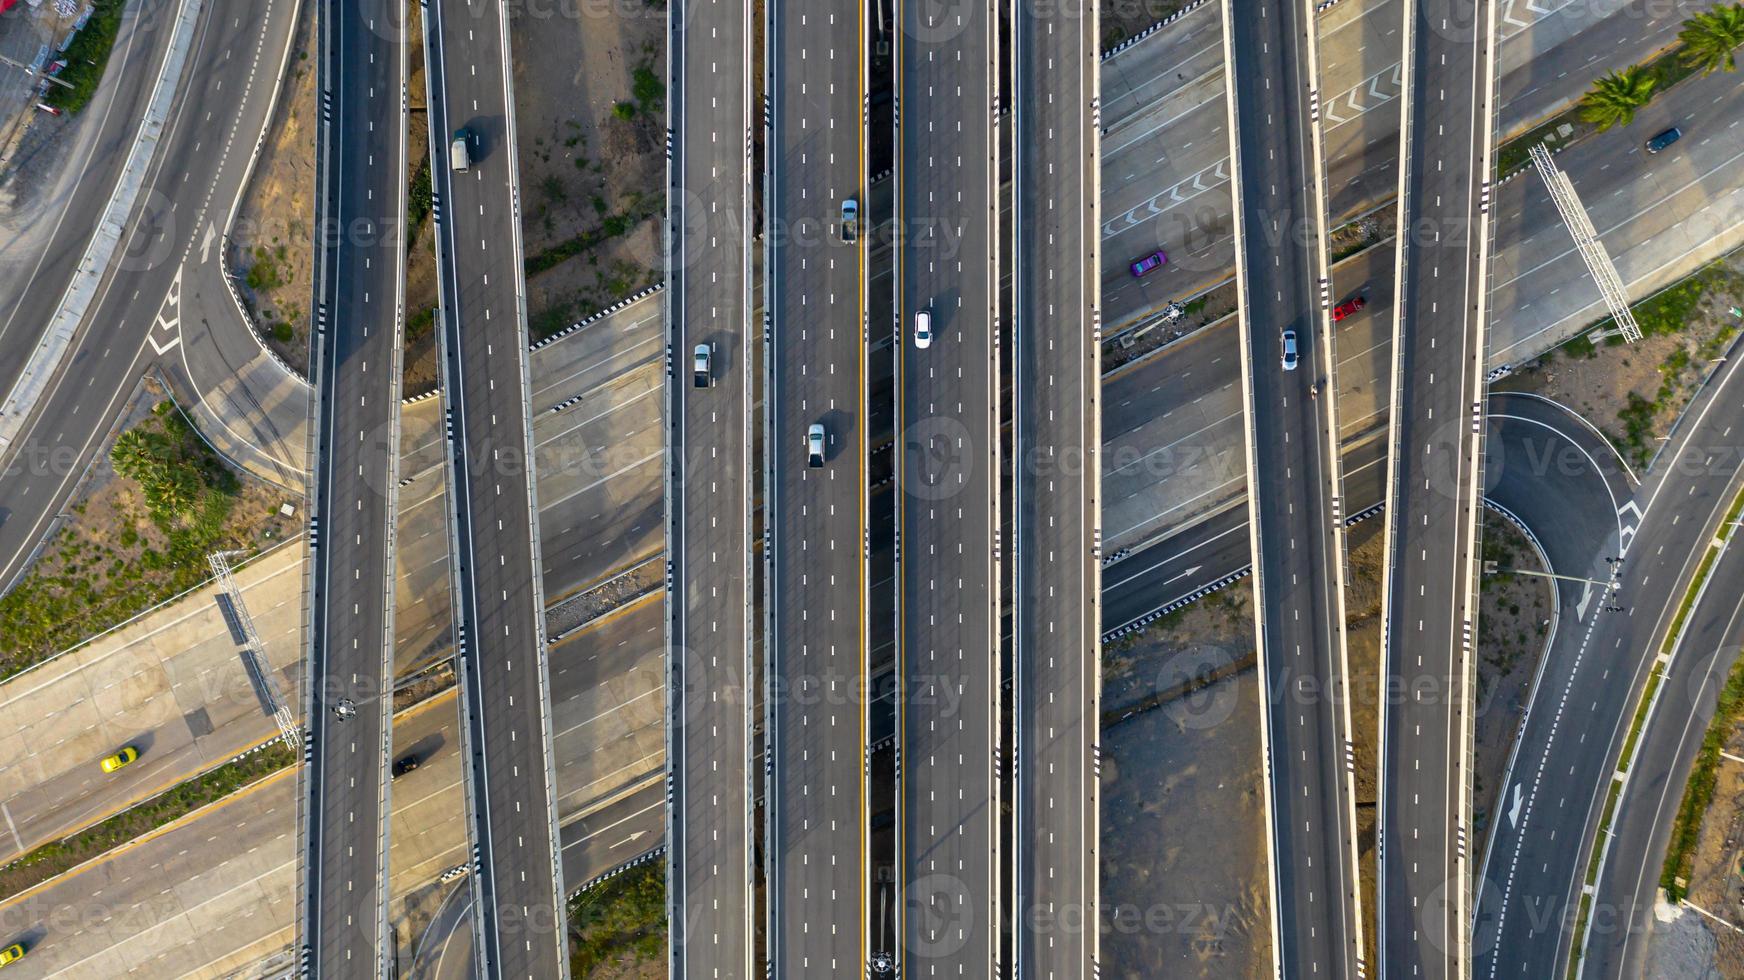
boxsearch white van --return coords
[450,129,471,172]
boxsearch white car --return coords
[913,309,932,349]
[1281,329,1299,371]
[807,423,826,468]
[693,343,712,388]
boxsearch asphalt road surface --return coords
[300,0,406,973]
[896,0,1000,972]
[1378,0,1495,973]
[766,0,870,972]
[1222,0,1362,974]
[667,0,755,973]
[1474,356,1744,976]
[425,1,566,975]
[1012,1,1099,975]
[0,0,306,591]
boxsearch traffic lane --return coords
[1583,537,1744,979]
[1488,62,1744,365]
[1097,0,1222,130]
[548,597,664,822]
[534,359,664,599]
[528,297,662,413]
[0,0,176,383]
[0,0,303,588]
[434,3,565,972]
[0,551,301,866]
[307,0,407,967]
[559,781,666,888]
[767,0,868,969]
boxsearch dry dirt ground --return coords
[508,0,664,341]
[1100,584,1271,979]
[1100,0,1194,51]
[229,0,441,392]
[1471,514,1553,863]
[1496,254,1744,471]
[228,0,317,376]
[1662,723,1744,978]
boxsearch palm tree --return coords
[1679,4,1744,76]
[1579,66,1657,131]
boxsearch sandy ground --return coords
[1472,514,1553,863]
[402,0,437,394]
[228,0,316,377]
[1496,253,1744,470]
[1343,521,1384,971]
[1100,0,1195,51]
[1100,584,1271,979]
[1647,903,1725,980]
[508,0,664,340]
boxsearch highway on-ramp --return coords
[425,0,567,974]
[299,0,406,973]
[667,0,755,972]
[895,0,1000,972]
[765,0,869,972]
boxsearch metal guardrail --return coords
[209,551,301,753]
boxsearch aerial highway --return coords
[896,0,1000,971]
[1474,356,1744,976]
[296,0,407,975]
[0,0,306,591]
[1012,0,1099,974]
[424,0,567,974]
[766,0,869,972]
[667,0,755,972]
[1378,0,1499,973]
[1220,0,1363,974]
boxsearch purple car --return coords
[1129,249,1168,277]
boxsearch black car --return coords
[1645,127,1682,153]
[391,754,420,778]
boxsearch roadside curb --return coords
[528,283,665,352]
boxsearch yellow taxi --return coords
[99,745,139,774]
[0,943,25,966]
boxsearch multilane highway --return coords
[1378,0,1498,973]
[299,0,406,973]
[667,0,755,972]
[1221,0,1362,974]
[896,0,1000,972]
[425,0,567,974]
[766,0,869,972]
[1013,0,1099,975]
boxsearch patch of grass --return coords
[44,0,131,115]
[408,158,433,240]
[567,858,666,976]
[1661,642,1744,902]
[406,305,437,343]
[0,741,295,901]
[0,402,249,676]
[523,203,660,277]
[612,101,637,121]
[631,64,664,111]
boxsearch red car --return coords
[1332,296,1367,322]
[1129,249,1168,277]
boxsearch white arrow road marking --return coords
[1575,582,1595,622]
[1508,783,1523,828]
[148,266,183,356]
[1618,499,1644,557]
[611,830,648,848]
[199,220,218,265]
[1163,564,1204,587]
